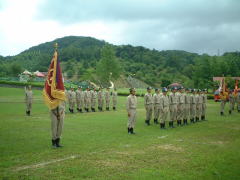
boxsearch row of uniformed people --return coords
[126,87,207,134]
[66,86,118,113]
[220,89,240,115]
[144,86,207,128]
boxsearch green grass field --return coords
[0,87,239,180]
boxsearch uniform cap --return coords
[172,86,178,91]
[162,87,168,92]
[129,88,136,92]
[155,88,159,91]
[147,87,152,90]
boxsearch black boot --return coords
[177,120,180,126]
[26,111,28,115]
[69,108,71,113]
[163,122,166,129]
[55,138,63,148]
[131,128,135,134]
[86,108,89,112]
[113,107,116,111]
[52,139,56,147]
[154,119,157,124]
[128,128,130,134]
[229,110,232,114]
[180,120,182,126]
[185,119,188,125]
[80,109,82,113]
[220,112,224,116]
[145,120,150,126]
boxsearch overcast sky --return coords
[0,0,239,56]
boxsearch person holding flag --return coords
[43,43,66,148]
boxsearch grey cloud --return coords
[36,0,240,55]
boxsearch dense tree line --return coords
[0,36,240,88]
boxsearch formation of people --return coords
[126,87,208,134]
[66,86,118,113]
[219,89,240,115]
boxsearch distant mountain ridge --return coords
[0,36,239,88]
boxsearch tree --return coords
[96,45,122,82]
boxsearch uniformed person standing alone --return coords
[160,87,169,129]
[112,88,118,110]
[84,87,91,112]
[105,87,111,111]
[126,88,137,134]
[51,101,65,148]
[98,87,104,111]
[153,88,162,124]
[76,86,84,113]
[25,85,33,116]
[169,87,178,128]
[91,88,97,112]
[68,87,76,113]
[144,87,153,125]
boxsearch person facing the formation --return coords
[25,85,33,116]
[144,87,153,125]
[126,88,137,134]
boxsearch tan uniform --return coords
[76,89,84,111]
[84,90,91,111]
[196,94,203,119]
[51,102,65,140]
[190,94,196,120]
[177,93,185,121]
[184,93,191,120]
[169,92,178,122]
[91,90,97,110]
[68,90,76,111]
[126,94,137,128]
[153,93,163,122]
[105,91,111,109]
[202,94,207,117]
[112,91,118,109]
[98,91,104,110]
[25,88,33,112]
[144,93,153,122]
[161,94,169,123]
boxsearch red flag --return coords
[43,48,65,109]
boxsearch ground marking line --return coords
[14,155,78,172]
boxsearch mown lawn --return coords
[0,87,239,180]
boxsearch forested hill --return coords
[0,36,240,88]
